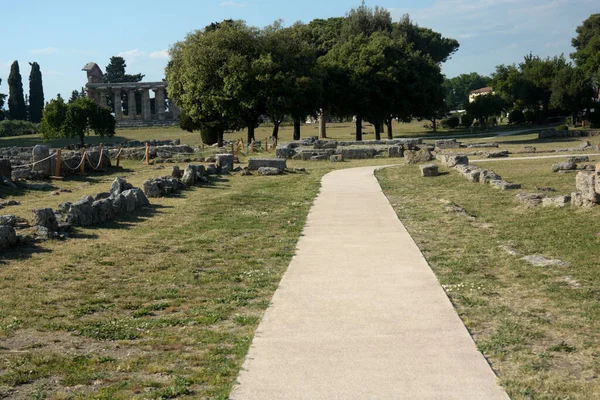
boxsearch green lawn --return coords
[377,157,600,399]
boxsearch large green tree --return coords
[464,93,506,127]
[40,97,115,147]
[8,61,27,121]
[261,21,321,140]
[393,15,459,64]
[166,20,265,143]
[28,62,44,123]
[571,13,600,98]
[443,73,491,110]
[550,65,594,122]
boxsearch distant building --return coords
[468,86,493,103]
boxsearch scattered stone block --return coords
[32,145,51,177]
[479,170,502,184]
[258,167,282,176]
[437,154,468,167]
[172,166,183,179]
[568,156,589,163]
[483,150,509,158]
[420,164,439,177]
[388,146,403,158]
[248,158,287,171]
[32,208,58,231]
[575,172,599,204]
[216,154,234,171]
[455,164,482,182]
[330,154,343,162]
[435,139,460,150]
[405,148,434,164]
[338,147,379,160]
[182,165,198,186]
[542,195,571,207]
[490,180,521,190]
[552,160,577,172]
[0,225,18,248]
[570,192,584,207]
[516,193,545,207]
[314,140,338,149]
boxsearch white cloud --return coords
[220,1,247,8]
[150,49,169,59]
[30,47,58,55]
[118,49,147,65]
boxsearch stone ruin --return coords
[433,154,522,190]
[276,137,421,161]
[83,62,180,127]
[0,178,150,249]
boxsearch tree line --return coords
[0,61,44,124]
[444,13,600,129]
[166,3,459,145]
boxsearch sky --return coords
[0,0,597,103]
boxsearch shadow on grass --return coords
[0,242,52,264]
[79,204,171,232]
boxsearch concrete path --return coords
[231,166,509,400]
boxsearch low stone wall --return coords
[539,129,600,139]
[276,138,421,161]
[248,158,287,171]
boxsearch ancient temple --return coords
[82,62,180,126]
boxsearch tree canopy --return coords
[8,61,27,121]
[443,73,491,110]
[166,5,458,141]
[28,62,44,123]
[40,97,115,147]
[571,13,600,98]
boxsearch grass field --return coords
[377,157,600,399]
[0,153,393,399]
[1,125,599,398]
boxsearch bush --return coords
[488,116,497,126]
[200,125,223,145]
[0,120,39,137]
[508,110,525,124]
[473,120,481,128]
[447,116,459,129]
[583,112,600,129]
[524,110,536,124]
[556,124,568,131]
[460,113,472,128]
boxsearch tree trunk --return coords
[79,135,85,148]
[293,119,301,140]
[247,125,255,144]
[374,122,381,140]
[217,130,224,148]
[319,108,327,139]
[387,118,393,139]
[272,121,280,139]
[356,115,363,141]
[431,117,437,133]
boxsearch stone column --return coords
[86,88,95,99]
[154,87,166,121]
[142,89,152,121]
[128,89,137,119]
[113,88,123,120]
[99,90,108,108]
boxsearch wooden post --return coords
[116,144,122,167]
[80,147,86,174]
[145,142,150,165]
[54,149,61,177]
[236,139,242,156]
[250,138,255,154]
[98,143,103,169]
[231,142,235,156]
[240,138,245,153]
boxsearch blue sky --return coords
[0,0,597,102]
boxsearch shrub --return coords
[488,116,498,126]
[447,116,459,129]
[524,110,536,124]
[583,112,600,129]
[473,120,481,128]
[556,124,568,131]
[508,110,525,124]
[460,113,472,128]
[440,118,450,129]
[0,120,39,137]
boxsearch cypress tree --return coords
[8,61,27,121]
[29,62,44,123]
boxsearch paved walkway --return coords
[231,166,509,399]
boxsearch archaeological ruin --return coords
[82,62,180,127]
